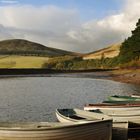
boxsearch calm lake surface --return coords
[0,75,140,122]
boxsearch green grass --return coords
[0,55,49,68]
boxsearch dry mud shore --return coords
[110,69,140,86]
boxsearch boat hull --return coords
[0,121,112,140]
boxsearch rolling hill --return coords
[0,39,79,57]
[83,43,121,60]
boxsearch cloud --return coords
[0,0,140,53]
[0,5,79,31]
[67,0,140,52]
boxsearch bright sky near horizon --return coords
[0,0,139,52]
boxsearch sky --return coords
[0,0,139,53]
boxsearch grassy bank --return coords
[0,55,49,68]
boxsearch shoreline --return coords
[109,69,140,86]
[0,68,139,86]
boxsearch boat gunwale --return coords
[85,104,140,108]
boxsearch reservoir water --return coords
[0,76,140,122]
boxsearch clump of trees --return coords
[0,51,50,57]
[42,56,82,70]
[119,18,140,64]
[42,55,119,70]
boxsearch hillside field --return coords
[83,43,121,60]
[0,55,49,68]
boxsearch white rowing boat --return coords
[84,104,140,123]
[84,103,140,111]
[84,104,140,116]
[56,109,128,140]
[0,121,112,140]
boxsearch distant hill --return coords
[83,43,121,60]
[0,39,79,56]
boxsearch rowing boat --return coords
[84,104,140,124]
[86,108,140,116]
[84,103,140,110]
[55,109,112,140]
[108,95,140,101]
[56,108,110,123]
[56,109,128,140]
[84,103,140,116]
[0,121,112,140]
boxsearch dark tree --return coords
[119,18,140,63]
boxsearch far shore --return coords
[0,68,139,86]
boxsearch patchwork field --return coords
[0,55,49,68]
